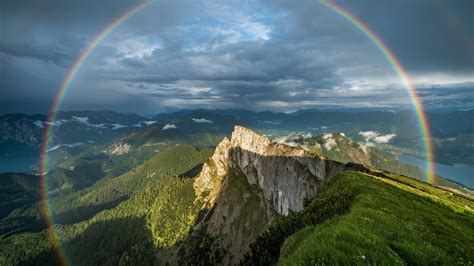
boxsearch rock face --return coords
[195,126,344,215]
[228,126,344,215]
[194,137,231,206]
[187,126,345,264]
[109,142,132,155]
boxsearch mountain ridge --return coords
[176,126,345,264]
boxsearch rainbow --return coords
[39,0,435,264]
[39,1,153,265]
[319,0,435,184]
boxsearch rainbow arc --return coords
[39,1,435,264]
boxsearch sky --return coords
[1,0,473,115]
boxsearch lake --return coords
[0,154,39,173]
[398,154,474,189]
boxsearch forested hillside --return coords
[0,127,472,265]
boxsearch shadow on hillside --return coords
[0,196,39,220]
[54,196,128,225]
[18,248,61,266]
[173,146,348,265]
[20,216,154,266]
[180,163,204,178]
[1,215,44,238]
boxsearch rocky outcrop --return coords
[195,126,344,215]
[187,126,345,264]
[108,142,132,155]
[194,137,231,206]
[228,126,344,215]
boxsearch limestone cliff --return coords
[228,126,344,215]
[194,137,231,207]
[195,126,344,215]
[180,126,345,264]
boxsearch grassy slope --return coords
[279,171,474,265]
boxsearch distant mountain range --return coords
[0,111,152,149]
[3,109,472,170]
[152,108,474,165]
[151,108,474,138]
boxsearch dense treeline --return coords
[52,145,212,223]
[148,177,201,249]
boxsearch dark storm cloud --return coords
[416,82,474,97]
[0,0,472,114]
[331,0,474,75]
[0,43,73,67]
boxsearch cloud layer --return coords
[1,0,473,114]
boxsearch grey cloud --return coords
[0,43,73,67]
[1,0,473,114]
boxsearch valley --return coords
[0,122,472,265]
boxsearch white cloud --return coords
[359,131,396,143]
[274,132,312,147]
[88,123,107,129]
[44,119,69,127]
[143,120,157,126]
[192,118,213,123]
[47,142,84,152]
[107,35,162,59]
[111,124,128,130]
[262,120,282,125]
[238,17,271,41]
[162,123,177,130]
[321,133,337,150]
[133,120,157,127]
[33,120,44,128]
[358,131,396,153]
[323,137,337,150]
[72,116,89,123]
[359,142,375,154]
[203,2,271,42]
[373,134,396,144]
[359,131,378,141]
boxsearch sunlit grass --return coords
[279,171,474,265]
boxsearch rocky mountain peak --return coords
[188,125,346,264]
[195,125,345,215]
[230,126,272,154]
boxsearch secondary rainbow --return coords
[39,0,436,264]
[319,0,436,183]
[39,1,153,265]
